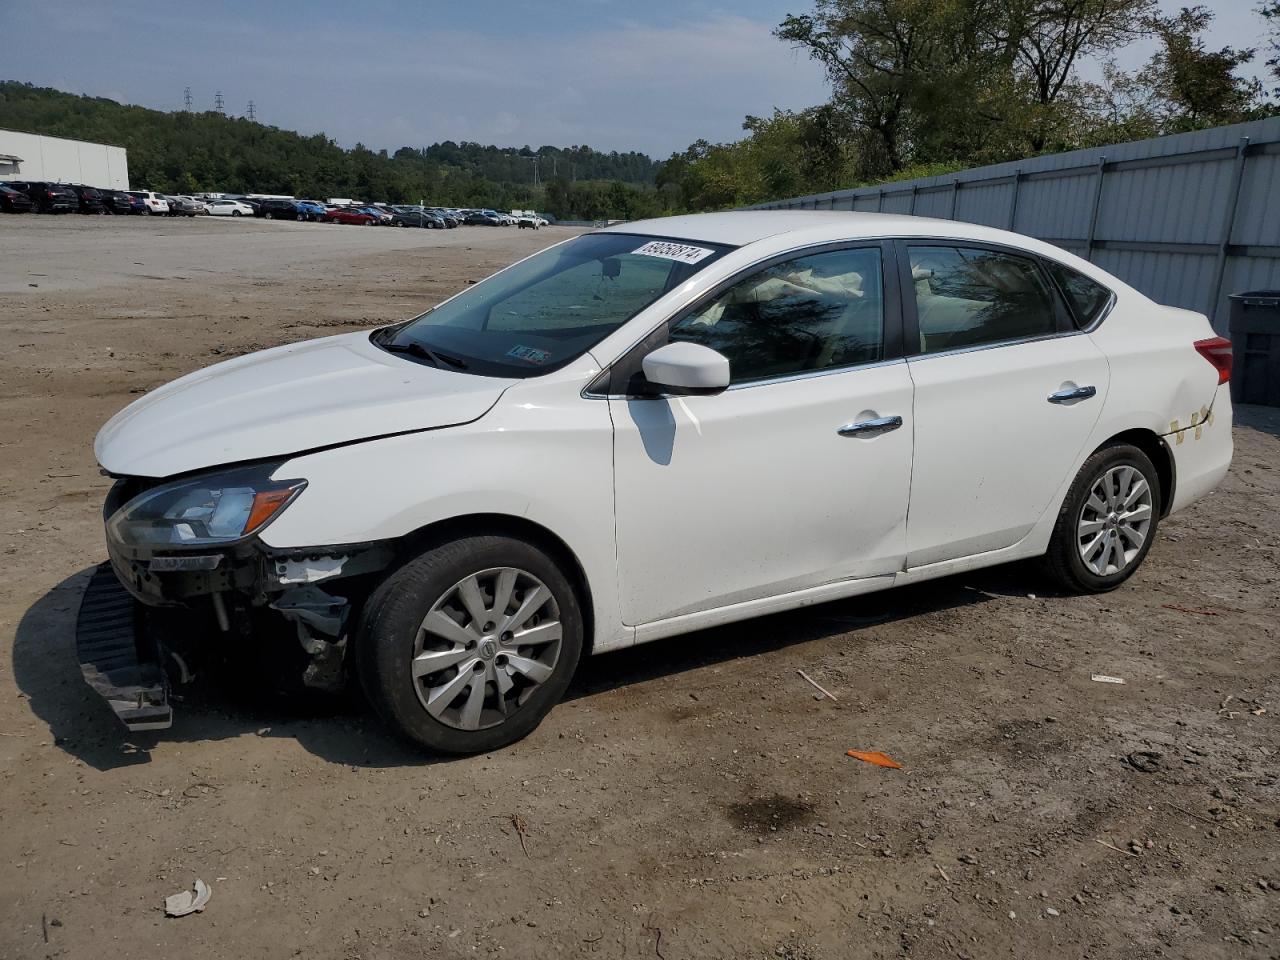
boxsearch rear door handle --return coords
[1047,385,1097,404]
[838,415,903,437]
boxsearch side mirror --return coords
[640,342,730,395]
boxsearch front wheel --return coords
[1042,443,1161,593]
[357,535,584,754]
[231,209,241,217]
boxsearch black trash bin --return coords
[1228,290,1280,408]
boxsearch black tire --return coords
[357,535,584,754]
[232,209,241,217]
[1041,443,1162,593]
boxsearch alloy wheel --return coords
[1077,464,1153,576]
[410,567,562,730]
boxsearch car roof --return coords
[601,210,1046,250]
[600,210,1135,296]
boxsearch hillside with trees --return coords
[0,81,661,217]
[4,4,1279,218]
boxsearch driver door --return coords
[608,243,914,627]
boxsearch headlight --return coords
[107,464,306,549]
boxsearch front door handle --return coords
[838,415,903,438]
[1047,385,1097,404]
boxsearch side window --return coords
[908,246,1057,354]
[1044,260,1113,328]
[667,247,884,384]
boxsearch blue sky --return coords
[3,0,1270,157]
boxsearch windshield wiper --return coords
[380,339,468,370]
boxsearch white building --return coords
[0,129,129,189]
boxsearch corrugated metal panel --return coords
[912,186,953,219]
[1233,150,1280,247]
[748,118,1280,332]
[954,182,1012,228]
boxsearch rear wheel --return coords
[1042,443,1161,593]
[358,536,583,754]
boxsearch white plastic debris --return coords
[164,878,211,917]
[1091,674,1126,684]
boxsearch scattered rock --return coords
[1125,751,1163,773]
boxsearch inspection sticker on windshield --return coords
[631,240,715,264]
[506,345,551,365]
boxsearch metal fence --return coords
[748,117,1280,334]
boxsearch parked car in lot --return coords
[97,189,134,215]
[428,207,461,228]
[295,200,327,221]
[464,211,503,226]
[66,185,106,214]
[516,212,546,230]
[0,183,34,212]
[127,191,170,215]
[324,207,377,225]
[84,211,1234,753]
[164,195,205,217]
[254,198,301,220]
[356,205,393,225]
[204,198,256,217]
[7,181,78,213]
[390,207,446,228]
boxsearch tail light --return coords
[1194,336,1232,384]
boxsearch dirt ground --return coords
[1,214,1277,960]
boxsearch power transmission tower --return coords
[524,155,540,188]
[247,100,256,122]
[183,87,192,111]
[214,91,224,114]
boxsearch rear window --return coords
[1045,260,1113,328]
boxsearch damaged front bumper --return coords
[79,487,395,731]
[76,563,173,730]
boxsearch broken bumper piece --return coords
[76,563,172,731]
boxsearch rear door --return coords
[898,240,1110,567]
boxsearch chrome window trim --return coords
[724,355,906,391]
[1080,291,1117,332]
[903,328,1087,363]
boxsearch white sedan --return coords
[87,212,1233,751]
[203,199,255,217]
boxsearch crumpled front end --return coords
[78,472,395,732]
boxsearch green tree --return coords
[1258,1,1280,96]
[1142,6,1262,131]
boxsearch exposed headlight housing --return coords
[106,464,306,549]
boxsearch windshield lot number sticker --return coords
[631,241,715,264]
[507,345,551,365]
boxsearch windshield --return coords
[377,232,732,377]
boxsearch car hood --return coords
[95,331,514,478]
